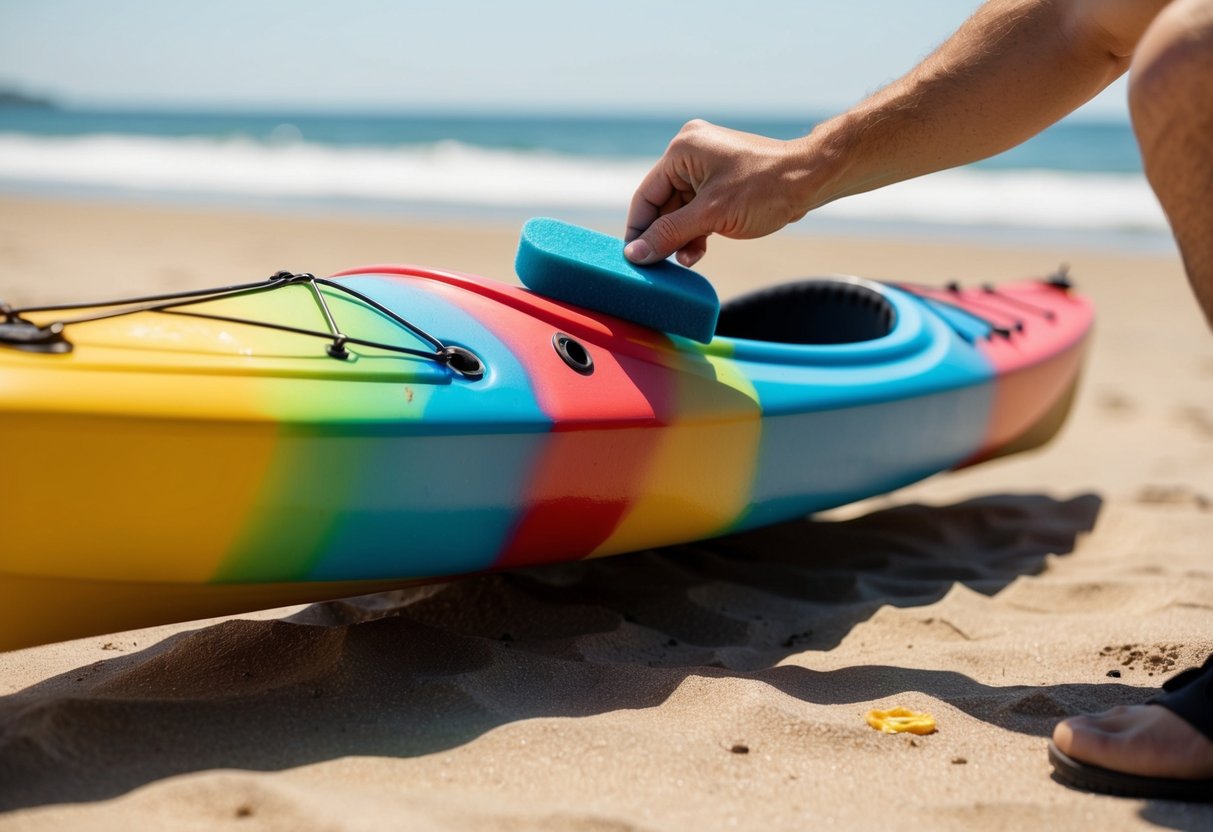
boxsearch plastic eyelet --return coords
[552,332,593,375]
[442,346,485,380]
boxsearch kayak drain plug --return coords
[553,332,593,375]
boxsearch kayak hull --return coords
[0,267,1092,650]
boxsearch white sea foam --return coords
[0,132,1168,233]
[817,168,1166,232]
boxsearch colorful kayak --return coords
[0,247,1092,650]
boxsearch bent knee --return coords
[1129,0,1213,120]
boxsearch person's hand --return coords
[624,119,814,267]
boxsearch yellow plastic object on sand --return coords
[866,707,937,735]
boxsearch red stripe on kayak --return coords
[494,425,665,566]
[961,281,1093,461]
[335,265,684,566]
[493,343,683,568]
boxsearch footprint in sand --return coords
[1095,388,1136,416]
[1174,404,1213,439]
[1135,483,1213,511]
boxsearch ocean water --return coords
[0,107,1172,250]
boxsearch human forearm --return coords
[798,0,1164,208]
[623,0,1169,266]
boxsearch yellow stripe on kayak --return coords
[589,354,761,557]
[2,404,277,584]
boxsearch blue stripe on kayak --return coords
[914,295,995,343]
[305,431,548,580]
[303,276,552,581]
[722,284,994,527]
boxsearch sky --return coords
[0,0,1130,119]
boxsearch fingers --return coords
[624,121,715,264]
[676,235,708,268]
[625,170,712,265]
[625,161,679,244]
[626,118,792,266]
[625,202,713,265]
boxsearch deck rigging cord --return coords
[0,270,485,378]
[890,266,1071,343]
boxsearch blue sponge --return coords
[515,218,719,343]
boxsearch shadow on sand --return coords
[7,491,1194,822]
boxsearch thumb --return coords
[624,203,710,265]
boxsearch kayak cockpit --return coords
[716,278,897,345]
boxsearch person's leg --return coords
[1050,0,1213,793]
[1129,0,1213,328]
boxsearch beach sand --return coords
[1,195,1211,830]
